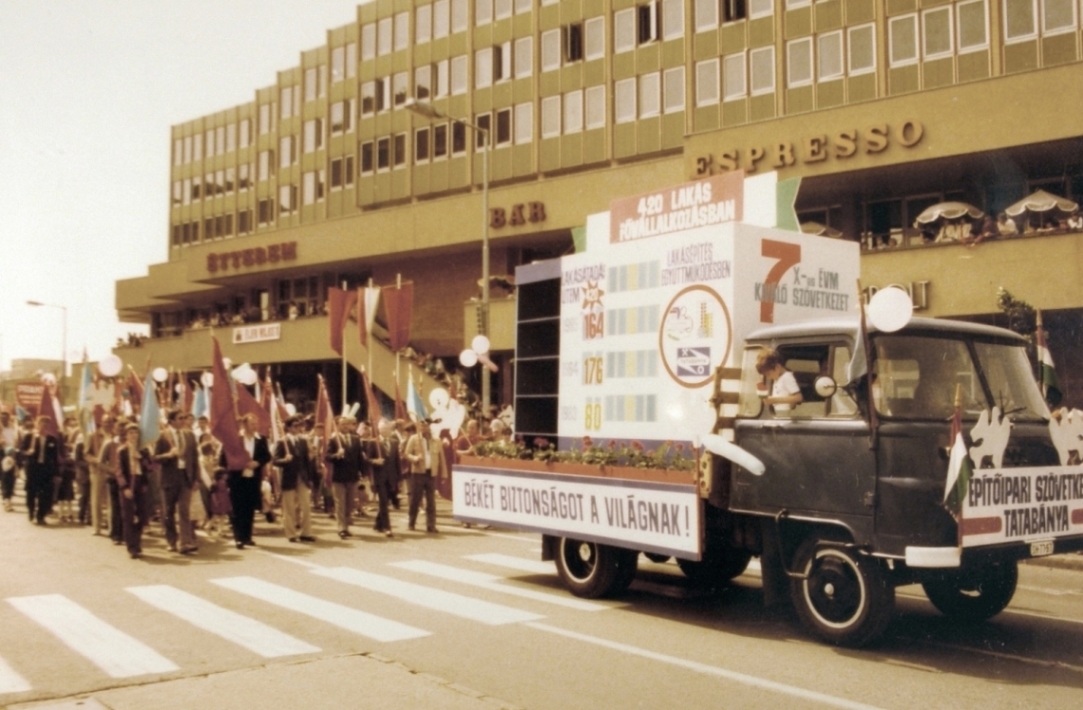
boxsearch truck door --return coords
[733,342,877,537]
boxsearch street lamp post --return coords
[26,300,68,398]
[404,98,491,414]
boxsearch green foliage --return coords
[996,287,1035,338]
[471,436,697,471]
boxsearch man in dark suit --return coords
[372,420,400,537]
[273,415,317,543]
[117,424,151,559]
[223,413,271,549]
[20,416,60,525]
[326,416,363,539]
[154,410,199,554]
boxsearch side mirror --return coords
[814,376,838,398]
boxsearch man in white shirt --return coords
[755,349,803,415]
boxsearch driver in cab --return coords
[756,349,803,415]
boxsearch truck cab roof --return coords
[744,315,1026,345]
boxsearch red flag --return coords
[37,381,62,439]
[382,282,414,351]
[210,336,250,470]
[360,367,381,431]
[315,375,335,454]
[393,376,407,422]
[328,287,359,355]
[236,381,271,438]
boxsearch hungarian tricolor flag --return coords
[1035,310,1061,406]
[943,385,973,522]
[210,336,250,471]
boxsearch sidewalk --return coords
[1022,550,1083,572]
[11,653,521,710]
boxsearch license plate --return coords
[1030,540,1054,557]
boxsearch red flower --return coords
[607,440,617,450]
[533,437,550,449]
[582,436,595,448]
[631,440,644,452]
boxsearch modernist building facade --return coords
[116,0,1083,408]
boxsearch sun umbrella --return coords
[913,201,984,227]
[800,221,843,238]
[1004,189,1078,219]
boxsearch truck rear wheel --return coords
[791,540,894,647]
[921,560,1018,622]
[555,538,628,598]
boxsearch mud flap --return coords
[760,519,789,608]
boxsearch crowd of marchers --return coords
[0,408,506,559]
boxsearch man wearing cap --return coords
[274,415,317,543]
[326,416,363,539]
[154,410,199,554]
[404,420,447,533]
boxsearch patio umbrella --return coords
[800,221,843,238]
[913,201,984,227]
[1004,189,1078,220]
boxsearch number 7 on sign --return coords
[759,240,801,324]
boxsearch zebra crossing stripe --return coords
[312,567,544,625]
[127,585,321,658]
[6,594,179,678]
[465,552,556,576]
[390,560,609,612]
[0,655,31,695]
[210,576,429,642]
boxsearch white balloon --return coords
[98,355,123,377]
[471,334,491,355]
[285,403,297,416]
[238,368,258,386]
[201,371,214,387]
[459,349,478,367]
[867,286,914,333]
[175,383,185,394]
[152,366,168,383]
[429,388,449,410]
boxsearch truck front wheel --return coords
[921,560,1018,622]
[791,540,894,647]
[555,538,629,598]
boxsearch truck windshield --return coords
[873,335,1048,421]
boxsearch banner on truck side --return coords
[961,465,1083,547]
[453,464,702,559]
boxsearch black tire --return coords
[791,540,895,648]
[676,543,753,587]
[643,552,671,564]
[921,560,1018,622]
[555,537,622,599]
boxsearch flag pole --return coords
[394,273,402,397]
[342,280,349,414]
[367,277,375,377]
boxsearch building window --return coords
[818,31,844,81]
[393,72,409,106]
[417,5,432,43]
[848,24,876,75]
[639,72,660,118]
[436,60,450,98]
[415,127,431,162]
[785,0,810,8]
[303,119,323,153]
[238,164,252,190]
[452,122,467,155]
[377,137,391,171]
[172,181,182,205]
[434,123,449,158]
[331,46,346,81]
[303,171,317,204]
[414,66,431,101]
[329,156,354,188]
[305,68,318,102]
[1042,0,1076,34]
[696,58,720,105]
[614,8,635,52]
[496,0,512,20]
[279,185,297,214]
[922,7,954,59]
[638,1,660,44]
[696,0,718,31]
[515,0,531,13]
[723,53,746,100]
[565,23,584,62]
[889,14,919,66]
[434,0,450,38]
[514,37,533,77]
[451,56,468,95]
[239,119,251,147]
[280,135,295,167]
[477,0,493,25]
[615,77,636,123]
[331,101,353,135]
[360,142,374,174]
[361,23,376,60]
[541,95,561,138]
[476,47,494,88]
[564,89,584,133]
[238,209,253,235]
[957,1,989,52]
[259,105,272,134]
[542,29,561,70]
[1004,0,1037,41]
[495,41,511,81]
[258,199,275,225]
[280,86,294,119]
[193,133,203,161]
[495,108,512,145]
[476,113,492,148]
[514,102,533,144]
[452,0,468,32]
[663,66,684,113]
[394,12,410,50]
[787,37,813,87]
[226,124,236,152]
[585,85,605,128]
[378,17,393,56]
[394,133,407,167]
[361,81,376,115]
[584,17,605,60]
[750,46,775,95]
[662,0,684,39]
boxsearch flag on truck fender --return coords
[210,336,250,471]
[943,384,973,521]
[1035,310,1061,406]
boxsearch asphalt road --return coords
[1,490,1081,710]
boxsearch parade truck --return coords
[452,171,1083,647]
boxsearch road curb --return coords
[1022,552,1083,572]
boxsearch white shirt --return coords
[771,371,801,413]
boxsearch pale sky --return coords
[0,0,369,372]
